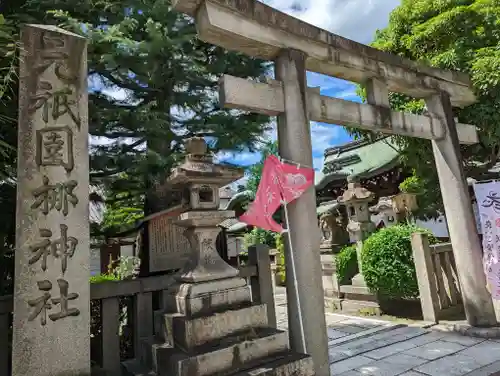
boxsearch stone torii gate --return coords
[173,0,497,375]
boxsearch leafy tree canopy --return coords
[355,0,500,218]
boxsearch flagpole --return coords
[281,198,307,354]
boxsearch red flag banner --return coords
[239,155,314,233]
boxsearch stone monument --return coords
[338,177,377,308]
[123,137,314,376]
[12,25,90,376]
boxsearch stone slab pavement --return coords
[274,287,500,376]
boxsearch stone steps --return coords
[125,300,314,376]
[123,350,314,376]
[141,327,289,376]
[229,352,314,376]
[122,359,158,376]
[153,303,270,349]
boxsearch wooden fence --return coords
[411,233,463,322]
[0,245,276,376]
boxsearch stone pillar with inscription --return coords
[122,138,315,376]
[12,25,90,376]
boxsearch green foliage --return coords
[0,12,18,182]
[99,187,144,235]
[354,0,500,218]
[361,224,437,299]
[89,273,120,284]
[89,255,141,283]
[243,227,276,249]
[51,0,271,201]
[275,233,286,284]
[399,171,443,219]
[335,244,358,285]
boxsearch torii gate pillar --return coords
[275,49,330,376]
[426,92,496,326]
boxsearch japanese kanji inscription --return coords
[28,224,78,274]
[28,279,80,326]
[35,126,74,172]
[31,175,78,216]
[30,83,81,128]
[13,24,90,376]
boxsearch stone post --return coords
[319,207,349,300]
[13,25,90,376]
[338,178,375,287]
[274,49,330,376]
[426,92,497,326]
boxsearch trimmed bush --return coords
[361,224,437,299]
[335,244,358,284]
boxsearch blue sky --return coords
[215,0,401,173]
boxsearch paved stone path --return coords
[274,288,500,376]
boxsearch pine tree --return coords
[1,0,272,235]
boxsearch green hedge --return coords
[275,233,286,284]
[335,244,358,284]
[361,224,437,299]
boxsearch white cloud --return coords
[262,0,399,44]
[215,150,261,166]
[100,87,129,101]
[310,121,342,153]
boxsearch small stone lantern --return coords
[337,176,375,287]
[369,196,398,228]
[166,137,245,283]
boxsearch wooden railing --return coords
[0,244,276,376]
[411,233,463,322]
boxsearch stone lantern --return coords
[166,137,245,283]
[337,176,375,288]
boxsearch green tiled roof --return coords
[316,137,400,190]
[317,201,340,215]
[223,190,253,210]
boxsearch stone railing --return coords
[0,245,275,376]
[411,233,463,322]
